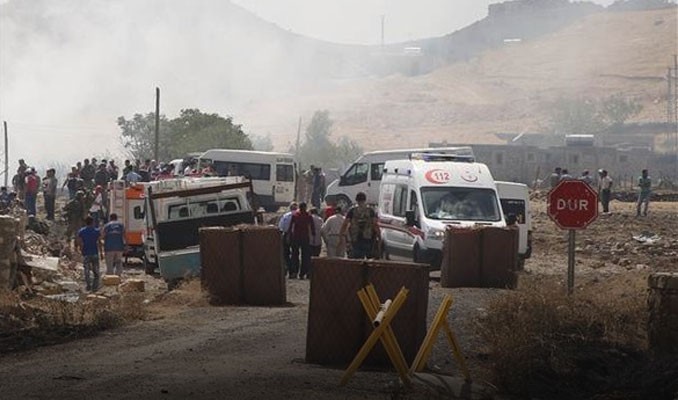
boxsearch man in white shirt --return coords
[598,169,613,214]
[321,206,346,258]
[278,202,298,276]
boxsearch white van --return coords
[197,149,296,212]
[495,181,532,267]
[325,147,474,210]
[378,153,505,268]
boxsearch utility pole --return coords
[674,55,678,181]
[154,87,160,162]
[3,121,7,188]
[294,116,302,201]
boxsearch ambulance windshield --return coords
[421,187,501,221]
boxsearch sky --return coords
[0,0,618,169]
[231,0,615,44]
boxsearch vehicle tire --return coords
[517,258,525,271]
[264,205,280,213]
[143,256,156,275]
[167,278,182,291]
[336,195,351,211]
[381,241,390,261]
[413,244,422,264]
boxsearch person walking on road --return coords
[102,213,126,276]
[287,202,315,279]
[636,169,652,217]
[278,202,298,277]
[321,206,346,258]
[76,216,103,292]
[339,192,380,259]
[598,169,613,214]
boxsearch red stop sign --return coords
[548,180,599,229]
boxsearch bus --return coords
[197,149,296,212]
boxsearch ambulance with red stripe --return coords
[378,153,506,268]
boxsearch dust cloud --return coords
[0,0,360,166]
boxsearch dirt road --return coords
[0,276,503,400]
[1,200,675,400]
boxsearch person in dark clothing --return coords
[76,216,103,292]
[287,202,315,279]
[339,192,380,259]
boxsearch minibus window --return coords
[370,163,384,181]
[341,163,368,185]
[276,164,294,182]
[421,187,501,222]
[500,199,526,224]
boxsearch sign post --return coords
[547,180,599,295]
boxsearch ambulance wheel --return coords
[381,243,390,261]
[336,195,351,211]
[167,279,182,291]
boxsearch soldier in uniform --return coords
[64,191,87,241]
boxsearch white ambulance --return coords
[378,153,506,268]
[325,146,474,210]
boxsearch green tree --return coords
[297,110,362,170]
[117,112,172,160]
[250,133,274,151]
[599,95,643,127]
[117,109,253,161]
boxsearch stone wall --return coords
[648,273,678,355]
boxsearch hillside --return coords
[237,7,677,152]
[0,1,675,162]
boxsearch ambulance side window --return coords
[379,183,395,215]
[393,185,407,217]
[133,206,144,220]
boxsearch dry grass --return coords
[478,273,660,399]
[0,289,147,353]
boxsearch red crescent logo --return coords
[425,169,451,184]
[461,169,478,182]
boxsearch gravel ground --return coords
[1,200,675,399]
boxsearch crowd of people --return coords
[549,167,653,217]
[278,191,379,279]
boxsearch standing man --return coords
[339,192,380,259]
[636,169,652,217]
[578,170,593,186]
[42,168,58,221]
[102,213,126,276]
[14,159,28,200]
[287,202,315,279]
[598,169,613,214]
[24,168,39,216]
[277,202,298,278]
[309,208,324,257]
[311,167,326,209]
[80,158,95,189]
[75,216,103,292]
[64,191,87,242]
[321,206,346,258]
